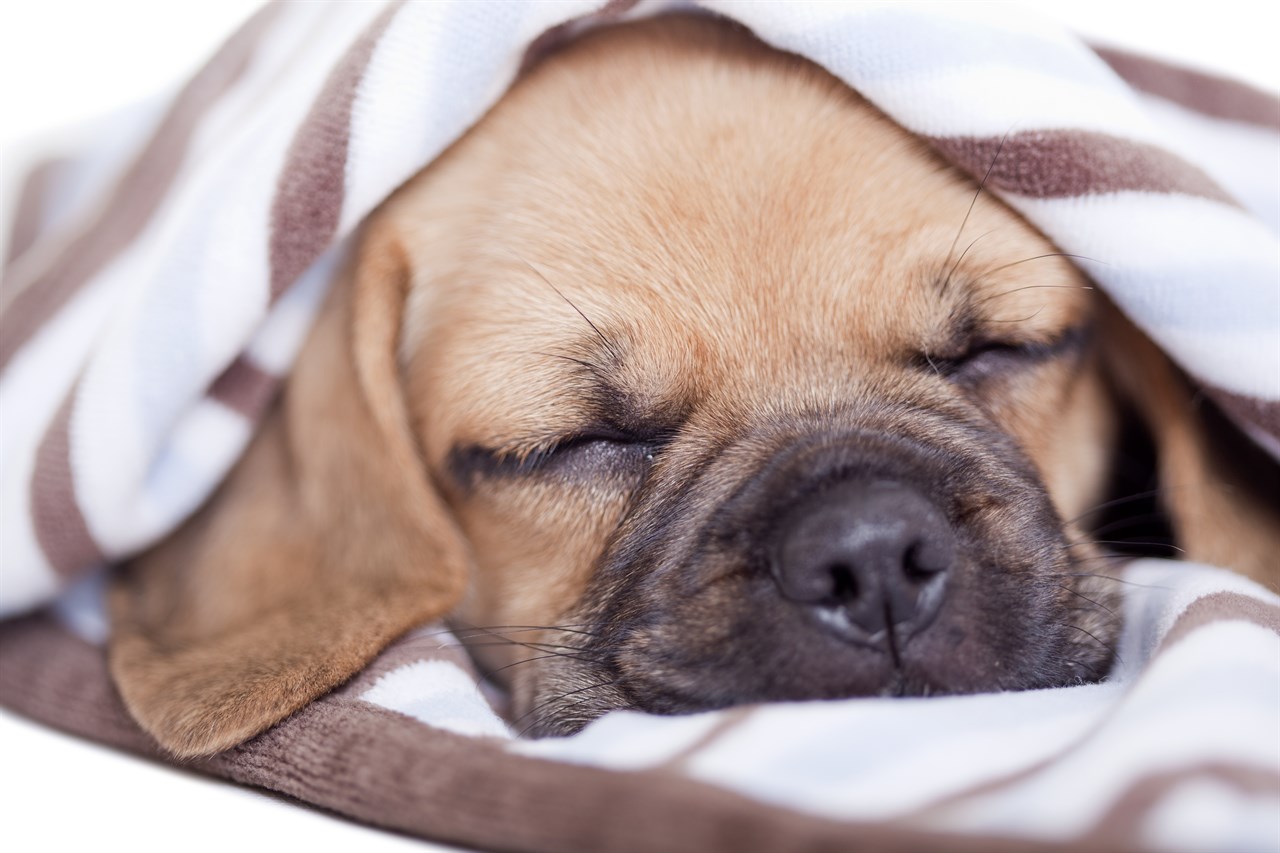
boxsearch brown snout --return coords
[771,480,953,647]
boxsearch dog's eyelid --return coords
[548,419,678,459]
[921,324,1091,380]
[446,424,665,489]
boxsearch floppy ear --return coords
[1099,301,1280,588]
[108,226,469,758]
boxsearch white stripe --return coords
[1011,193,1280,399]
[707,0,1166,143]
[360,659,512,739]
[931,621,1280,840]
[50,567,109,645]
[1116,560,1280,676]
[852,66,1165,144]
[685,683,1119,821]
[340,0,603,237]
[244,239,347,375]
[1148,328,1280,402]
[0,240,142,615]
[129,401,252,553]
[709,0,1092,54]
[1144,778,1280,853]
[509,708,729,770]
[1136,93,1280,233]
[70,3,387,556]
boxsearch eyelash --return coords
[539,433,655,464]
[927,337,1065,381]
[477,431,659,483]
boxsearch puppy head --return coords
[109,15,1279,756]
[395,17,1118,732]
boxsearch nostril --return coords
[828,563,859,603]
[772,479,955,639]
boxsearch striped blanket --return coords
[2,1,1278,851]
[2,558,1277,851]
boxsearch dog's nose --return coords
[772,480,953,641]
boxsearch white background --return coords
[0,2,1275,852]
[2,0,1276,150]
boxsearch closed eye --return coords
[924,325,1091,383]
[526,433,657,471]
[447,431,659,491]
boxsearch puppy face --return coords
[389,18,1118,733]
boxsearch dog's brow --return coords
[516,255,626,363]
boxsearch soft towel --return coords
[2,558,1276,851]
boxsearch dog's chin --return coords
[507,421,1123,738]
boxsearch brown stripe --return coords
[0,615,161,757]
[206,354,279,419]
[30,391,102,577]
[0,614,1113,853]
[1094,45,1280,132]
[654,706,755,773]
[519,0,639,74]
[1081,761,1280,849]
[268,2,401,301]
[931,129,1238,206]
[1210,388,1280,447]
[1156,590,1280,655]
[0,3,284,371]
[3,157,69,275]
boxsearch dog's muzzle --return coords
[542,419,1098,733]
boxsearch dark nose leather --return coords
[772,480,954,642]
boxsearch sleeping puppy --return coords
[107,16,1280,757]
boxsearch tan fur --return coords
[109,16,1279,757]
[109,229,469,757]
[1099,306,1280,587]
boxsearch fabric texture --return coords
[2,2,1279,851]
[2,559,1277,852]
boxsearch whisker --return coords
[940,131,1012,293]
[1055,621,1122,666]
[1067,539,1185,555]
[1086,512,1172,540]
[447,623,602,660]
[1054,571,1175,591]
[987,304,1046,323]
[493,652,598,673]
[941,229,997,293]
[921,348,943,378]
[1061,656,1107,680]
[446,640,593,653]
[514,677,622,735]
[1061,552,1136,562]
[447,622,599,639]
[516,256,622,362]
[980,252,1107,281]
[1064,490,1163,525]
[1056,583,1117,617]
